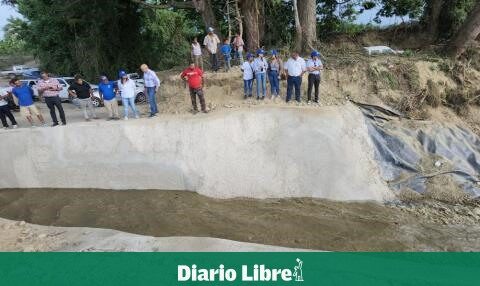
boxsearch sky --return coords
[0,3,403,39]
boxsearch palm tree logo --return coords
[293,258,304,282]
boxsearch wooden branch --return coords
[131,0,194,10]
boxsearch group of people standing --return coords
[192,27,324,104]
[0,64,161,129]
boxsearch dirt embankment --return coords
[157,51,480,137]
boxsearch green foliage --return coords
[142,9,195,69]
[436,0,477,39]
[0,17,28,55]
[376,0,424,19]
[16,0,145,81]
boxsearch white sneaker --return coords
[3,127,8,130]
[12,125,18,129]
[135,115,140,119]
[124,117,129,121]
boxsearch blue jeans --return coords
[244,79,254,97]
[122,97,138,118]
[255,72,267,98]
[287,76,302,102]
[268,70,280,96]
[223,55,231,72]
[236,50,244,65]
[146,87,158,115]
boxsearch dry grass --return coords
[445,88,471,116]
[425,79,443,108]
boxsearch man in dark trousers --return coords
[306,51,324,104]
[37,71,66,126]
[0,87,18,129]
[180,62,208,114]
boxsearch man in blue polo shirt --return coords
[98,75,120,120]
[10,78,46,127]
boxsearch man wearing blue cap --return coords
[241,53,255,99]
[253,49,268,100]
[306,51,324,104]
[203,27,220,71]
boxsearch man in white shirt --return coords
[241,53,255,99]
[306,51,324,104]
[252,49,268,100]
[203,27,220,71]
[140,64,161,117]
[0,87,18,129]
[284,52,306,103]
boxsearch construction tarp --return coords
[354,101,480,197]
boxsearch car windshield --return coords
[129,74,140,80]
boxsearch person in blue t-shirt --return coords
[220,39,232,72]
[10,78,46,127]
[98,75,120,120]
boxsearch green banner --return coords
[1,253,479,285]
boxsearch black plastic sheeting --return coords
[353,101,480,197]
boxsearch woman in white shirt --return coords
[118,71,139,120]
[191,37,203,70]
[241,53,255,99]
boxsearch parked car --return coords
[114,81,147,105]
[1,66,39,78]
[128,73,144,86]
[61,77,102,107]
[22,70,41,79]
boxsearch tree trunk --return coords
[234,0,243,37]
[258,0,266,45]
[292,0,302,52]
[241,0,260,50]
[193,0,220,35]
[424,0,444,41]
[449,1,480,58]
[298,0,317,52]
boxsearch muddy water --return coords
[1,188,480,251]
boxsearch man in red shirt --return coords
[181,62,208,114]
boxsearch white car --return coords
[128,73,145,86]
[24,77,102,106]
[59,77,102,107]
[114,81,147,104]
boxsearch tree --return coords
[292,0,302,52]
[298,0,317,52]
[0,17,28,55]
[423,0,444,41]
[15,0,145,79]
[132,0,220,33]
[449,1,480,58]
[240,0,260,50]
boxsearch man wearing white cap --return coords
[203,27,220,71]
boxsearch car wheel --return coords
[135,92,147,104]
[91,97,102,107]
